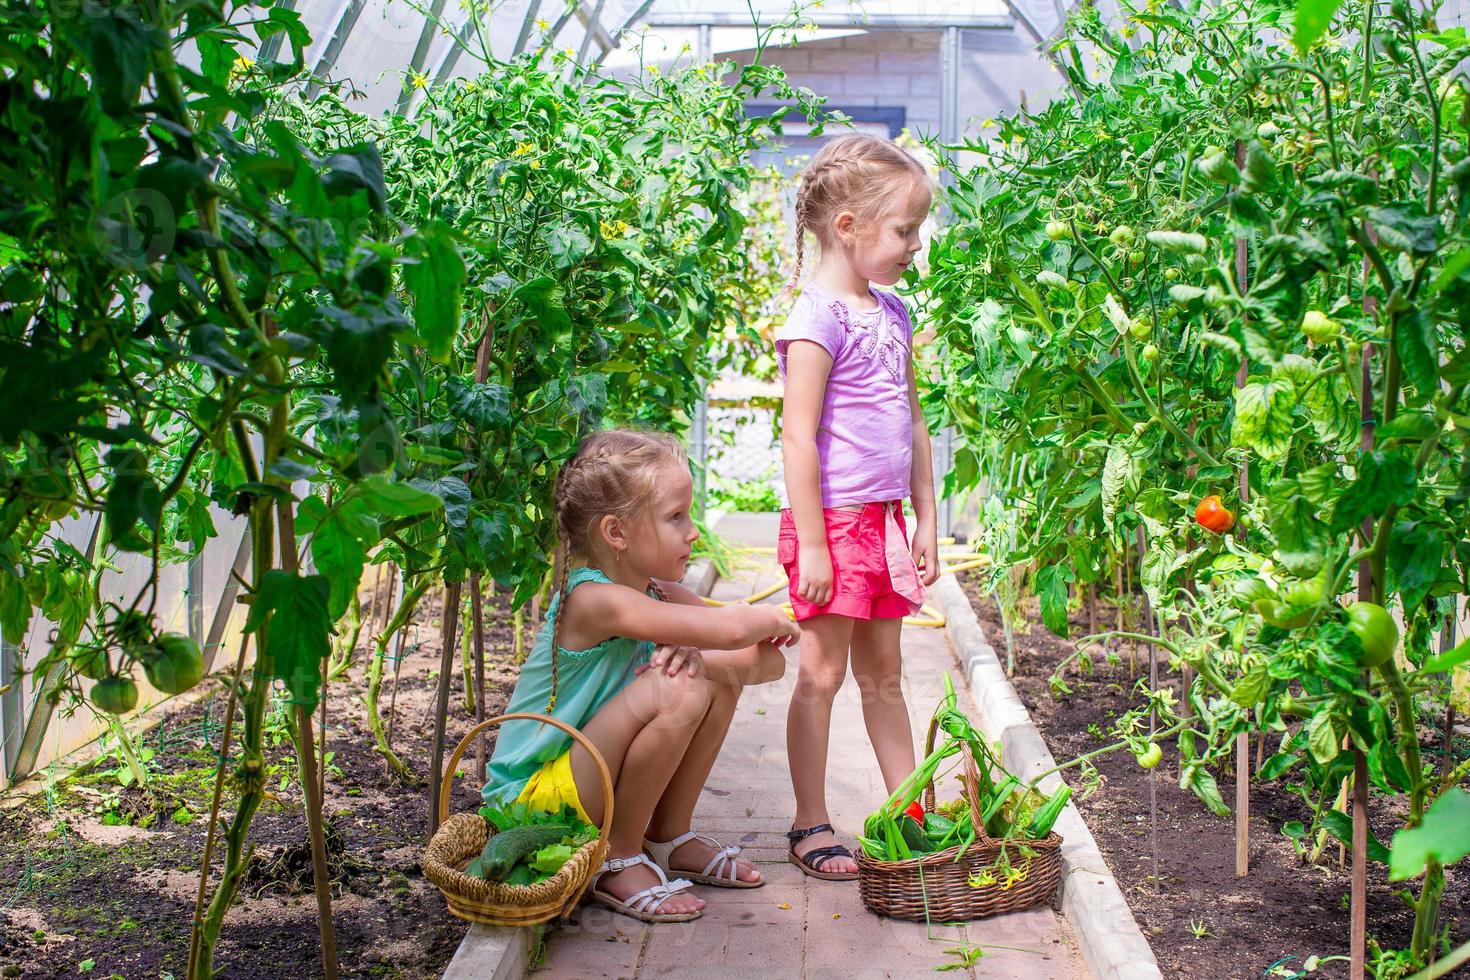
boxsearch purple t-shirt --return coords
[775,281,914,508]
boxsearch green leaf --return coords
[1366,206,1438,255]
[1307,708,1340,765]
[0,571,31,645]
[1422,637,1470,672]
[1389,789,1470,881]
[1183,765,1231,817]
[356,476,445,518]
[1269,484,1328,577]
[1387,521,1444,612]
[1394,310,1439,402]
[1322,808,1390,864]
[243,571,331,711]
[1232,378,1297,462]
[403,221,466,362]
[311,515,368,621]
[446,378,511,430]
[1293,0,1346,53]
[1232,664,1270,707]
[1036,563,1075,638]
[1332,451,1417,532]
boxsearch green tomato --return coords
[1254,598,1315,630]
[1301,310,1341,343]
[1134,743,1163,769]
[1164,267,1181,281]
[1280,571,1327,607]
[1129,317,1153,341]
[74,647,111,682]
[1345,601,1398,670]
[1110,224,1136,246]
[143,632,206,695]
[92,675,139,715]
[1128,249,1146,265]
[1141,342,1159,361]
[1045,221,1071,241]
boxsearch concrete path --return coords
[532,515,1087,980]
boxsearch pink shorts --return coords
[777,501,925,621]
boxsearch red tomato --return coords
[1195,494,1235,534]
[904,801,925,823]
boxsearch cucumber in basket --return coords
[469,824,571,883]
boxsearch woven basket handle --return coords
[921,715,995,845]
[438,712,616,845]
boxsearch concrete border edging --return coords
[440,556,721,979]
[931,575,1163,980]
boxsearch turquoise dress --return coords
[482,566,655,806]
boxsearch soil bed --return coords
[0,583,524,980]
[958,574,1469,980]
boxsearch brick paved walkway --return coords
[532,515,1087,980]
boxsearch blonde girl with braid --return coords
[775,133,939,880]
[483,429,799,923]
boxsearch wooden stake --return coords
[429,580,464,835]
[278,500,338,980]
[1137,525,1160,893]
[1233,139,1251,878]
[1235,732,1250,876]
[470,575,489,782]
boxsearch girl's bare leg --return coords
[849,616,915,794]
[785,614,857,874]
[569,668,713,914]
[645,643,785,884]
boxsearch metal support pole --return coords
[397,0,449,113]
[698,23,713,62]
[305,0,366,98]
[939,27,961,190]
[1,637,20,780]
[187,553,204,645]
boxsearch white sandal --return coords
[587,853,702,923]
[643,830,764,889]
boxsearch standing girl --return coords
[483,429,799,922]
[776,133,940,880]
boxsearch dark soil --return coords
[957,574,1470,980]
[0,582,526,980]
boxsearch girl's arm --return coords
[646,580,787,685]
[907,358,940,585]
[782,340,835,607]
[566,580,797,652]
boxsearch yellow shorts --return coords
[515,749,592,825]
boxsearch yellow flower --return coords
[535,17,549,30]
[599,218,632,239]
[648,64,661,76]
[411,72,429,89]
[232,55,254,75]
[980,118,995,129]
[563,46,576,59]
[528,159,541,170]
[513,141,535,157]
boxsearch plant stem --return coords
[368,577,433,782]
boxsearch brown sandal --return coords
[786,823,859,881]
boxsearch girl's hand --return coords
[797,543,834,607]
[753,606,801,648]
[640,644,706,678]
[912,522,940,586]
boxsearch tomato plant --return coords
[0,2,815,975]
[922,0,1469,967]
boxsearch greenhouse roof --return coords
[294,0,1019,115]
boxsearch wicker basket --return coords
[422,712,614,926]
[856,718,1063,922]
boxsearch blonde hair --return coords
[789,132,931,290]
[545,428,686,709]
